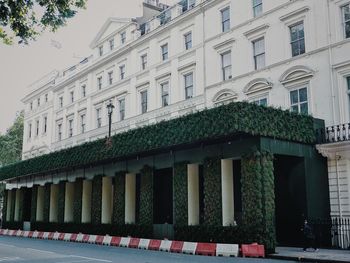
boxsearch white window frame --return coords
[221,7,230,33]
[119,65,125,80]
[97,76,103,90]
[96,108,102,128]
[43,115,48,134]
[141,54,147,70]
[108,71,114,85]
[252,37,265,70]
[184,32,192,50]
[342,3,350,39]
[289,86,309,114]
[120,31,126,44]
[160,81,170,107]
[221,50,232,81]
[109,38,115,50]
[70,90,74,103]
[184,72,194,99]
[118,97,126,121]
[161,43,169,61]
[67,118,74,137]
[56,122,62,141]
[252,0,263,18]
[289,21,305,57]
[81,85,86,98]
[98,46,103,56]
[80,114,86,134]
[140,90,148,114]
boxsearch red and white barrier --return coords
[160,239,172,252]
[88,235,97,244]
[103,235,112,246]
[241,243,265,258]
[119,237,131,247]
[216,243,239,257]
[149,239,161,250]
[138,239,150,249]
[182,242,197,255]
[196,242,216,256]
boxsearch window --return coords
[145,22,150,34]
[188,0,196,9]
[184,32,192,50]
[96,108,102,128]
[81,85,86,98]
[99,46,103,56]
[184,73,194,99]
[221,51,232,80]
[253,38,265,70]
[28,123,32,139]
[221,7,230,32]
[161,82,169,107]
[59,96,63,108]
[342,4,350,38]
[36,120,39,136]
[119,65,125,80]
[141,90,148,114]
[45,94,48,103]
[37,98,40,106]
[57,123,62,141]
[68,119,73,137]
[109,38,115,50]
[30,102,33,110]
[252,0,263,17]
[108,71,113,85]
[347,76,350,115]
[43,116,47,134]
[141,54,147,70]
[97,76,103,90]
[80,114,86,134]
[290,22,305,57]
[70,91,74,103]
[290,87,308,114]
[120,32,126,44]
[119,98,125,121]
[252,97,267,106]
[161,44,168,61]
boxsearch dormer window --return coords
[99,46,103,56]
[109,39,115,50]
[121,32,126,44]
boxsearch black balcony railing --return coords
[316,123,350,144]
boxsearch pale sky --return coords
[0,0,176,134]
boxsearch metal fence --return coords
[310,217,350,249]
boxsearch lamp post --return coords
[106,100,115,138]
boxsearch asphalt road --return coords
[0,236,298,263]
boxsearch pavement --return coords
[0,236,295,263]
[269,247,350,263]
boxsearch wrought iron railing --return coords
[316,123,350,144]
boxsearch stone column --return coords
[14,188,22,221]
[81,180,92,223]
[187,164,199,225]
[125,173,136,224]
[101,176,113,224]
[36,186,45,221]
[64,182,74,222]
[6,190,12,221]
[49,184,59,222]
[221,159,234,226]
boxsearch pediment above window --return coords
[279,65,314,85]
[212,89,238,105]
[244,78,272,95]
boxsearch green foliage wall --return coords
[43,184,50,223]
[241,151,276,252]
[203,158,222,226]
[0,102,317,181]
[73,178,83,223]
[173,162,188,226]
[91,176,102,225]
[30,186,37,222]
[10,189,15,222]
[2,190,8,222]
[113,171,125,225]
[58,182,65,223]
[139,166,153,225]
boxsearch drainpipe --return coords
[201,3,207,108]
[326,0,337,124]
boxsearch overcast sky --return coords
[0,0,176,134]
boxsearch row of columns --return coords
[6,159,234,226]
[187,159,235,227]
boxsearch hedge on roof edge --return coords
[0,101,317,180]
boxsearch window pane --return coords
[346,21,350,38]
[300,102,308,114]
[290,26,298,41]
[255,54,265,69]
[297,23,304,38]
[291,105,299,113]
[347,76,350,90]
[290,90,299,104]
[291,42,300,57]
[259,98,267,106]
[299,88,308,102]
[253,38,265,55]
[299,39,305,54]
[343,5,350,21]
[222,52,231,67]
[185,73,193,87]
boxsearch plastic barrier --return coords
[16,230,22,237]
[138,239,150,249]
[241,243,265,258]
[120,237,131,247]
[196,242,216,256]
[0,229,4,235]
[43,232,50,239]
[37,232,44,239]
[28,231,34,238]
[216,243,239,257]
[8,230,14,236]
[63,233,72,241]
[95,235,104,245]
[182,242,197,255]
[129,238,140,248]
[75,233,84,242]
[170,241,184,253]
[70,233,78,242]
[110,236,121,246]
[103,235,112,246]
[48,232,55,240]
[12,230,18,236]
[148,239,161,251]
[32,231,39,239]
[23,231,30,238]
[82,234,90,243]
[160,240,172,252]
[88,235,97,244]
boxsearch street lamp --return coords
[106,100,114,138]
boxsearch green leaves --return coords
[0,101,316,181]
[139,166,153,225]
[174,162,188,226]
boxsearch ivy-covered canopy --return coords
[0,101,318,181]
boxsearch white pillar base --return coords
[125,173,136,224]
[64,182,74,223]
[36,186,45,221]
[82,180,92,223]
[14,189,22,221]
[187,164,199,225]
[221,159,234,226]
[49,184,59,222]
[101,177,113,224]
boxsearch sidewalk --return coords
[269,247,350,263]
